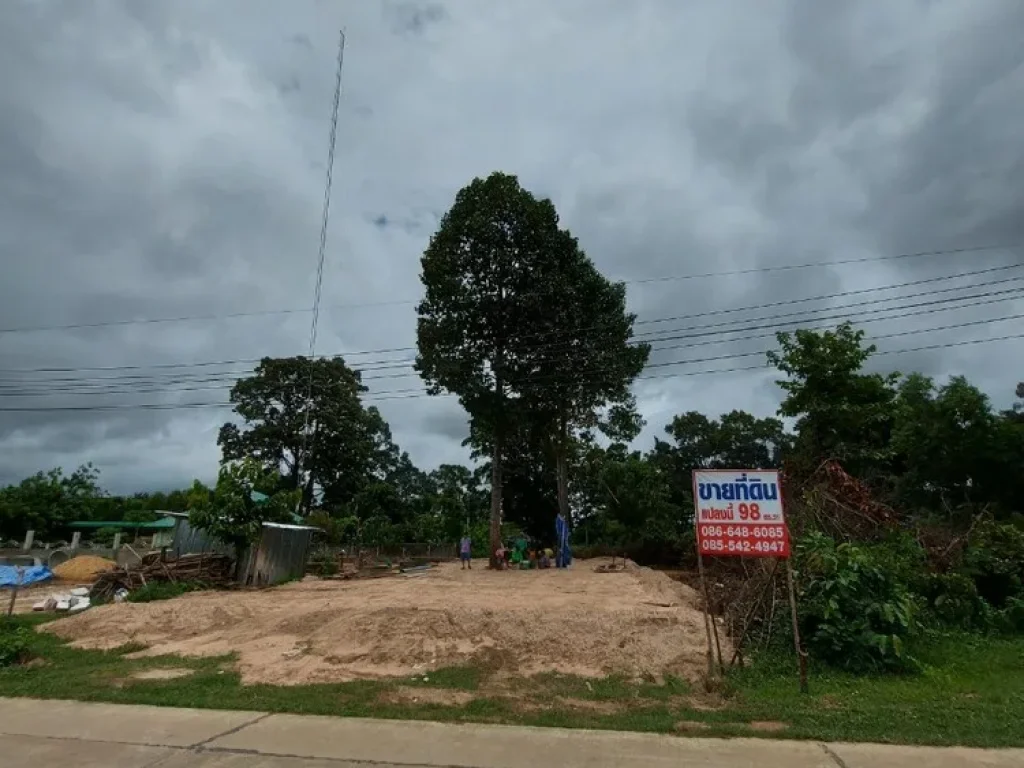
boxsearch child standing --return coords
[459,534,472,569]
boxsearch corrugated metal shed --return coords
[170,515,235,559]
[244,522,318,587]
[170,515,318,586]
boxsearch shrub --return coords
[126,582,199,603]
[0,622,31,667]
[307,550,340,577]
[965,521,1024,609]
[796,532,920,672]
[923,572,993,631]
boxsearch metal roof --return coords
[69,518,177,530]
[263,522,322,532]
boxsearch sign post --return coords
[692,469,806,692]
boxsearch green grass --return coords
[1,615,1022,746]
[722,632,1024,747]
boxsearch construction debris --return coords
[32,592,91,613]
[89,552,234,602]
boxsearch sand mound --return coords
[52,555,117,582]
[44,558,719,686]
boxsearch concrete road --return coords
[1,698,1022,768]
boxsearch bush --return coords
[965,521,1024,609]
[0,621,31,667]
[996,597,1024,633]
[307,550,340,577]
[126,582,199,603]
[797,532,920,672]
[923,572,993,630]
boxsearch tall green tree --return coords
[891,374,1021,518]
[416,171,567,566]
[428,464,489,542]
[218,356,397,513]
[523,233,649,527]
[767,322,898,480]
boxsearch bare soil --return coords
[131,668,194,680]
[380,687,477,706]
[43,558,717,686]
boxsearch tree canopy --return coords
[218,355,398,513]
[416,171,572,564]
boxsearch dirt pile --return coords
[44,558,719,686]
[52,555,117,582]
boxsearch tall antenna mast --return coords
[298,29,346,511]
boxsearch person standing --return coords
[459,534,472,569]
[555,511,572,568]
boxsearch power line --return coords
[8,307,1023,397]
[3,285,1022,391]
[3,319,1022,403]
[625,243,1016,284]
[5,330,1018,412]
[4,263,1022,376]
[632,263,1023,328]
[0,243,1015,336]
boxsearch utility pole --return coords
[297,29,346,513]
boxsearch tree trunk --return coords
[489,358,505,569]
[556,410,572,528]
[302,473,315,516]
[489,423,504,568]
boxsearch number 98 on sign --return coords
[692,470,791,559]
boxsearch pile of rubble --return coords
[32,586,92,614]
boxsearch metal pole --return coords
[784,558,809,693]
[296,29,346,514]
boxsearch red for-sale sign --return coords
[692,469,790,558]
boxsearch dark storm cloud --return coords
[384,0,448,36]
[1,0,1022,492]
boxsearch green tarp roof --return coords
[69,518,176,530]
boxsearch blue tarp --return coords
[0,565,53,588]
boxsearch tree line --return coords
[3,172,1023,672]
[4,169,1023,672]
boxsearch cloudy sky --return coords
[1,0,1023,493]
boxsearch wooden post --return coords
[696,553,719,682]
[6,567,24,617]
[22,530,34,551]
[784,558,809,693]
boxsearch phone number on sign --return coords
[699,525,786,539]
[699,539,788,554]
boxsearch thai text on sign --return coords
[692,470,790,558]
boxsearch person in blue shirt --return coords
[555,512,572,568]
